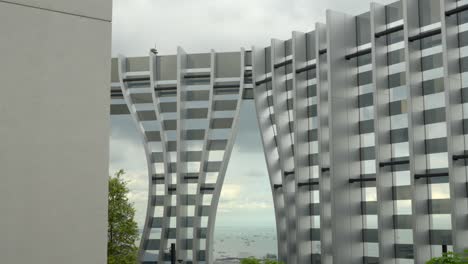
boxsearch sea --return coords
[139,225,277,263]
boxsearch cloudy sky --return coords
[110,0,397,230]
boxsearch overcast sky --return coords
[110,0,397,230]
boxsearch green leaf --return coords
[108,170,139,264]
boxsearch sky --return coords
[110,0,398,230]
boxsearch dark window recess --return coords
[265,47,272,69]
[390,128,409,143]
[358,71,372,85]
[308,129,318,141]
[386,1,403,24]
[424,107,446,124]
[360,147,375,160]
[361,201,377,214]
[273,184,282,189]
[459,31,468,48]
[393,185,412,200]
[394,215,413,229]
[429,199,451,214]
[430,230,452,245]
[362,229,378,242]
[427,170,450,183]
[395,244,414,259]
[387,49,405,65]
[151,196,164,206]
[356,12,371,45]
[309,154,319,166]
[358,52,372,66]
[464,119,468,133]
[458,9,468,25]
[197,250,206,261]
[144,239,160,250]
[359,120,375,134]
[462,88,468,104]
[419,34,442,50]
[306,69,317,79]
[418,0,441,27]
[363,257,379,264]
[309,104,318,117]
[388,72,406,88]
[387,30,405,45]
[309,203,321,215]
[389,100,407,115]
[267,95,274,106]
[423,78,444,95]
[308,85,317,97]
[460,57,468,73]
[421,53,443,71]
[358,93,374,108]
[390,161,411,171]
[425,137,448,154]
[306,33,317,60]
[287,98,294,110]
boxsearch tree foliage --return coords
[108,170,139,264]
[426,251,468,264]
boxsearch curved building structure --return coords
[114,49,249,263]
[111,0,468,263]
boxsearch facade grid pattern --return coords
[110,0,468,263]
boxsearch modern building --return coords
[0,1,112,264]
[111,0,468,263]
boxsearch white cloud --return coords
[112,0,397,56]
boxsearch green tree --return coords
[426,250,468,264]
[108,170,139,264]
[241,257,261,264]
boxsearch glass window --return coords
[387,30,404,45]
[460,57,468,73]
[423,78,444,95]
[359,93,374,108]
[306,32,316,60]
[356,12,371,46]
[388,72,406,88]
[418,0,441,27]
[358,71,373,85]
[421,53,443,71]
[458,9,468,25]
[388,49,405,65]
[420,34,442,50]
[358,53,372,66]
[386,1,403,24]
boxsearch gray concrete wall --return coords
[0,1,111,263]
